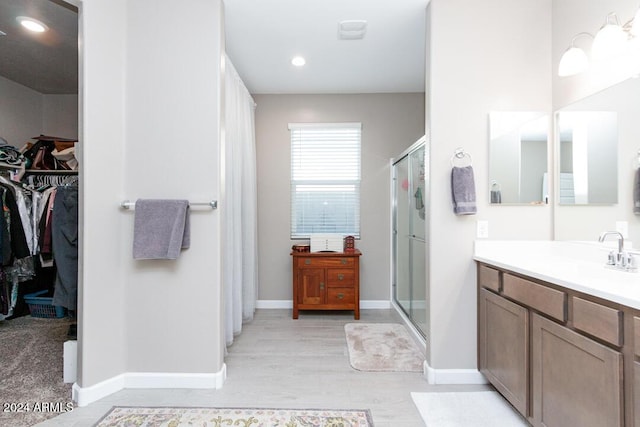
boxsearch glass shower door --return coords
[393,141,427,337]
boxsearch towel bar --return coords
[120,200,217,209]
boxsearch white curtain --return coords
[223,56,258,346]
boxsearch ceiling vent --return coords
[338,20,367,40]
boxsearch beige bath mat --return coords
[344,323,424,372]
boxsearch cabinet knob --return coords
[337,293,344,299]
[338,274,344,280]
[304,259,311,265]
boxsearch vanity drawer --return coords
[503,274,566,322]
[572,297,622,347]
[479,265,501,292]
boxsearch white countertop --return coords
[474,240,640,310]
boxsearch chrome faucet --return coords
[598,231,624,254]
[598,231,637,272]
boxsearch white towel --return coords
[451,166,477,215]
[133,199,190,260]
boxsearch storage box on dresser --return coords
[291,250,361,319]
[477,263,628,427]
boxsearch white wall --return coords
[74,0,226,400]
[122,0,224,374]
[254,93,425,303]
[76,0,127,389]
[427,0,552,370]
[0,76,43,147]
[43,94,79,140]
[0,78,78,146]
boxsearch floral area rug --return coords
[95,406,374,426]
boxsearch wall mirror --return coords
[553,77,640,246]
[489,112,549,205]
[556,111,618,204]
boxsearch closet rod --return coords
[120,200,218,210]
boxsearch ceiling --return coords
[225,0,427,94]
[0,0,427,95]
[0,0,78,94]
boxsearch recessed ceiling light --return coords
[291,56,306,67]
[17,16,48,33]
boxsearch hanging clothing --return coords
[51,186,78,312]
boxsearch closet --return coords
[0,142,79,323]
[0,0,80,408]
[392,136,428,337]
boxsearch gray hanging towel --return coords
[133,199,190,260]
[490,189,502,204]
[451,166,477,215]
[634,168,640,215]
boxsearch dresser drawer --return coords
[297,256,355,268]
[327,288,355,305]
[503,274,566,322]
[572,297,622,347]
[327,269,355,287]
[479,264,500,292]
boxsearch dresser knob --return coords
[341,258,347,265]
[304,259,311,265]
[337,293,345,299]
[338,274,344,280]
[320,282,325,290]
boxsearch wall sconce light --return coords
[558,8,640,77]
[558,33,593,77]
[592,13,627,61]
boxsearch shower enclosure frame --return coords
[391,135,429,339]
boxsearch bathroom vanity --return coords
[475,241,640,427]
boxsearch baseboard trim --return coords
[72,364,227,407]
[256,300,391,309]
[423,360,487,385]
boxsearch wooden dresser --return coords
[291,250,361,319]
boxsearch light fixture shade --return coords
[558,46,589,76]
[592,22,627,61]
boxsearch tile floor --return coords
[35,309,492,426]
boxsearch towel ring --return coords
[450,148,472,167]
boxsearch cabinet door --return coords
[635,362,640,427]
[532,313,623,427]
[297,268,325,305]
[479,288,529,417]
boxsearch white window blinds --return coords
[289,123,362,239]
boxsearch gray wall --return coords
[254,93,425,302]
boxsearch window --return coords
[289,123,361,239]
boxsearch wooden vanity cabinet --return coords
[477,263,627,426]
[531,313,623,427]
[479,288,529,417]
[292,250,361,319]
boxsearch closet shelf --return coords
[25,169,78,175]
